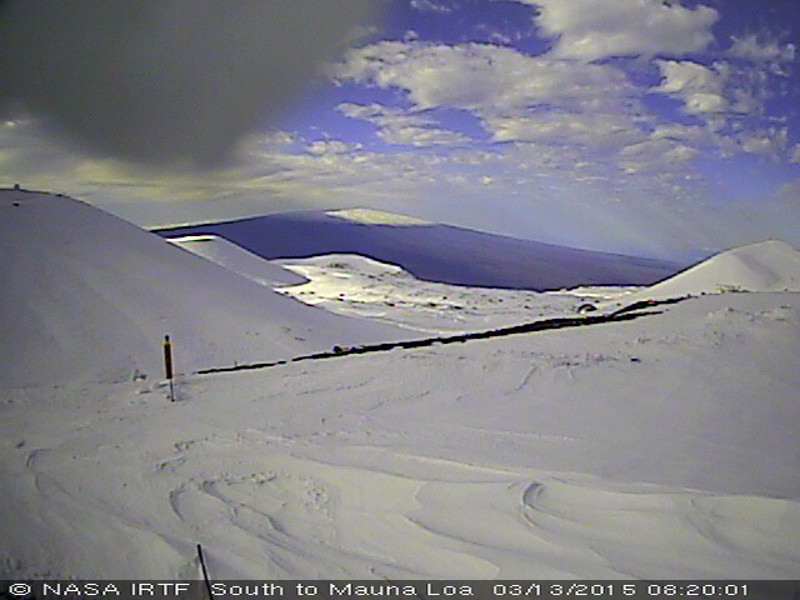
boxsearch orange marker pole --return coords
[163,335,175,402]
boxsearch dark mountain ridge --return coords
[156,209,681,290]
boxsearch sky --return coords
[1,0,799,261]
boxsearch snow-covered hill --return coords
[607,240,800,308]
[0,189,406,387]
[155,208,680,290]
[647,240,800,296]
[167,234,308,288]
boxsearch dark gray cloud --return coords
[0,0,375,168]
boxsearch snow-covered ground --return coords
[272,254,638,334]
[2,189,799,581]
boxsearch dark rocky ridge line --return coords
[195,297,688,376]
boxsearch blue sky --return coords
[1,0,799,260]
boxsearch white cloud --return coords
[487,110,643,149]
[738,127,788,159]
[410,0,454,14]
[653,60,729,115]
[332,38,735,214]
[652,54,795,162]
[306,139,362,156]
[516,0,718,61]
[379,126,471,147]
[333,40,641,147]
[790,144,800,165]
[237,130,298,157]
[651,123,715,146]
[728,33,796,75]
[337,102,471,147]
[618,138,700,174]
[334,41,634,112]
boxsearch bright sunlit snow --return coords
[273,254,638,334]
[2,189,799,581]
[325,208,434,227]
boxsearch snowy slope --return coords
[1,292,798,580]
[167,234,307,288]
[0,189,407,387]
[619,240,800,304]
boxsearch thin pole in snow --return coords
[163,334,175,402]
[197,544,214,599]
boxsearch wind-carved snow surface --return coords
[1,189,799,580]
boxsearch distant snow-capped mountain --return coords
[156,208,681,290]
